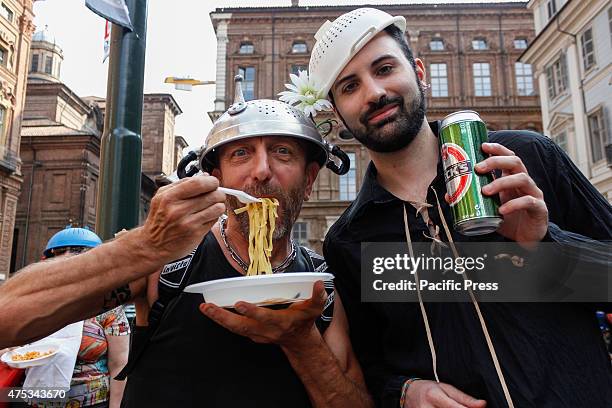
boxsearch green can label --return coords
[440,119,499,227]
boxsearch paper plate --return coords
[1,342,60,369]
[184,272,334,308]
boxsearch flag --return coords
[103,20,111,62]
[85,0,133,31]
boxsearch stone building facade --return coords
[9,29,183,273]
[521,0,612,201]
[209,2,542,253]
[0,0,35,280]
[13,91,182,271]
[141,93,182,177]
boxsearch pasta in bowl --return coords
[1,342,60,369]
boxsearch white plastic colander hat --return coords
[309,8,406,98]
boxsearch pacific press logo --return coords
[441,143,473,206]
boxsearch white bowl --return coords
[184,272,334,308]
[1,342,60,369]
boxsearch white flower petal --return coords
[315,99,333,111]
[305,105,317,118]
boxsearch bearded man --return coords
[300,8,612,408]
[117,87,374,408]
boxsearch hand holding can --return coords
[440,110,501,236]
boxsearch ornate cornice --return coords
[0,80,15,105]
[18,15,35,37]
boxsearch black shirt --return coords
[323,123,612,408]
[121,232,334,408]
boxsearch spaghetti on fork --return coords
[234,198,279,276]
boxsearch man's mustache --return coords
[360,95,404,125]
[242,183,284,201]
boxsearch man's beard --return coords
[348,81,426,153]
[225,180,307,242]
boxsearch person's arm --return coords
[107,333,130,408]
[0,176,226,348]
[132,267,163,327]
[282,291,374,408]
[200,281,374,408]
[103,307,131,408]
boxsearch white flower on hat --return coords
[278,70,332,118]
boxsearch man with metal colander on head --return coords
[116,77,374,408]
[282,7,611,408]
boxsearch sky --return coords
[33,0,526,150]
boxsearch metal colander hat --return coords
[43,225,102,257]
[199,76,328,172]
[309,8,406,98]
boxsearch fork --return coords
[217,187,262,204]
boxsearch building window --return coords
[237,67,255,101]
[514,38,528,49]
[608,7,612,45]
[546,0,557,20]
[44,56,53,74]
[430,39,444,51]
[580,28,596,71]
[552,130,568,152]
[30,54,39,72]
[473,63,492,97]
[239,42,254,54]
[430,63,448,97]
[545,54,568,99]
[0,3,13,22]
[0,106,7,143]
[588,109,608,163]
[339,152,357,200]
[292,222,308,246]
[291,41,307,54]
[515,62,534,96]
[291,64,307,75]
[0,47,6,67]
[472,38,488,50]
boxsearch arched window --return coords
[239,42,254,54]
[30,54,39,72]
[472,38,488,50]
[430,39,444,51]
[45,56,53,74]
[514,38,528,49]
[291,41,307,54]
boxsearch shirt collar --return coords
[346,120,441,221]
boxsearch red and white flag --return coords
[85,0,133,31]
[103,20,110,62]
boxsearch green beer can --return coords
[439,110,501,236]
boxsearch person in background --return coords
[32,226,130,408]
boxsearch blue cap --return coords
[43,225,103,257]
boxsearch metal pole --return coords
[95,0,148,240]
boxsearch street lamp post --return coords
[95,0,148,240]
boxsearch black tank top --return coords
[121,232,334,408]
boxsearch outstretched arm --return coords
[0,176,225,348]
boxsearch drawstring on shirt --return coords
[401,188,516,408]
